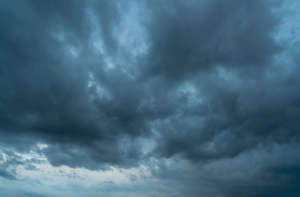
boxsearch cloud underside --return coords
[1,0,300,196]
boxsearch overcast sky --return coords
[1,0,300,196]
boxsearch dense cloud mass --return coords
[1,0,300,196]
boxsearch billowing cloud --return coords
[0,0,300,196]
[143,0,280,80]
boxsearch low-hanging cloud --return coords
[1,0,300,196]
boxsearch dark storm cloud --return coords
[0,0,143,169]
[220,145,300,197]
[143,0,280,80]
[0,0,175,169]
[152,70,300,161]
[1,0,300,196]
[148,143,300,197]
[143,0,299,163]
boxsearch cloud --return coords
[0,0,143,169]
[0,0,300,196]
[0,169,16,180]
[142,0,280,80]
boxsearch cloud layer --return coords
[1,0,300,196]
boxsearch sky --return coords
[0,0,300,196]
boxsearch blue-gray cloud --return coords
[0,0,300,196]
